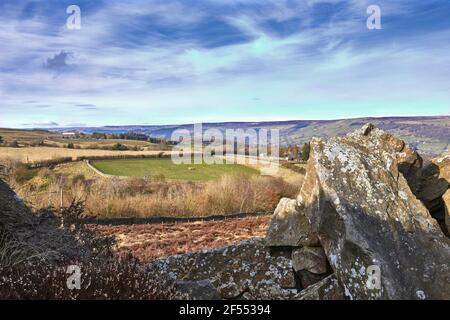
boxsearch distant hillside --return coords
[39,116,450,156]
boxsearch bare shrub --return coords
[79,174,298,218]
[93,215,271,263]
[0,200,177,299]
[0,226,30,268]
[0,256,176,300]
[15,169,299,218]
[71,174,86,187]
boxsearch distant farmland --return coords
[55,116,450,156]
[0,147,174,164]
[90,158,260,181]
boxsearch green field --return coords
[90,158,259,181]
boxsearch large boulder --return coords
[149,238,297,299]
[265,198,320,247]
[299,124,450,299]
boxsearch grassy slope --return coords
[2,116,449,156]
[91,158,259,181]
[59,116,449,155]
[0,128,60,144]
[139,116,450,156]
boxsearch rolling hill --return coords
[48,116,450,156]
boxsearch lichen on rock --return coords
[148,238,298,299]
[299,124,450,299]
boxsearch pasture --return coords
[91,158,260,181]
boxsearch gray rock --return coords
[349,123,424,194]
[295,274,345,300]
[297,270,329,289]
[149,238,297,300]
[299,124,450,300]
[175,280,221,300]
[265,198,320,247]
[292,247,328,274]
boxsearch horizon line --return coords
[3,114,450,130]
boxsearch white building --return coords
[62,132,77,138]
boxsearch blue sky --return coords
[1,0,450,128]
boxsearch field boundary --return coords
[85,160,114,178]
[85,156,260,181]
[82,211,271,226]
[14,152,172,169]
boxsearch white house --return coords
[62,132,77,138]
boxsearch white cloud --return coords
[0,0,449,127]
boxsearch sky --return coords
[1,0,450,128]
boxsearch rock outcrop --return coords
[299,124,450,299]
[157,124,448,300]
[149,238,298,299]
[265,198,319,247]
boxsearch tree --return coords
[0,136,3,144]
[67,143,75,149]
[301,142,310,161]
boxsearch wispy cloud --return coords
[75,103,97,109]
[22,121,59,127]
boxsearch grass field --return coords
[91,158,259,181]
